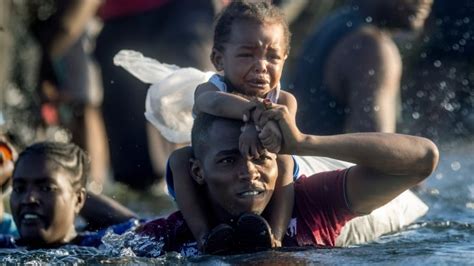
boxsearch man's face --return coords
[193,119,278,217]
[212,20,288,98]
[10,154,83,246]
[379,0,433,30]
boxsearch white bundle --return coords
[113,50,214,143]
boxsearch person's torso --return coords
[99,0,172,20]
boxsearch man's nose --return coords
[22,189,40,204]
[238,160,260,181]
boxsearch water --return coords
[1,140,473,265]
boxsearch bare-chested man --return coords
[291,0,433,135]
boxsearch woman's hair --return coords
[213,0,291,54]
[14,142,90,190]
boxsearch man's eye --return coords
[253,155,271,164]
[40,185,57,192]
[238,53,252,58]
[269,54,281,59]
[218,157,235,164]
[12,186,24,193]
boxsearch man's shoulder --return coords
[337,25,397,56]
[137,211,200,256]
[328,25,401,80]
[137,211,185,238]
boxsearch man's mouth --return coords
[20,212,43,224]
[237,187,266,198]
[238,190,263,197]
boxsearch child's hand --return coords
[258,120,282,153]
[239,123,264,159]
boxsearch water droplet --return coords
[368,69,375,76]
[373,105,380,112]
[420,52,427,58]
[439,81,447,89]
[365,16,373,23]
[416,91,425,98]
[435,173,443,180]
[346,21,353,27]
[459,39,466,46]
[110,80,115,84]
[451,161,461,171]
[463,17,470,24]
[433,60,442,68]
[452,44,460,50]
[363,106,371,112]
[466,202,474,209]
[412,112,420,119]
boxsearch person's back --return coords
[94,0,215,189]
[292,0,433,135]
[291,6,367,135]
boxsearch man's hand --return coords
[239,123,265,159]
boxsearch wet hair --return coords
[213,0,291,54]
[191,113,242,159]
[14,142,90,190]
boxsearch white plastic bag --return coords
[114,50,214,143]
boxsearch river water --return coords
[0,139,472,265]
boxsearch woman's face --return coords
[10,154,84,247]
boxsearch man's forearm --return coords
[296,133,439,177]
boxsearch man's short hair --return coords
[191,113,242,159]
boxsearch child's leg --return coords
[169,147,211,248]
[263,154,295,247]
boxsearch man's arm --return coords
[80,193,137,230]
[258,104,439,214]
[50,0,102,58]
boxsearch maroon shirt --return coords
[138,169,355,256]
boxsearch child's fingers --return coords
[261,137,280,153]
[258,109,283,127]
[250,144,260,159]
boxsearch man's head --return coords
[10,142,88,247]
[190,114,278,220]
[356,0,433,30]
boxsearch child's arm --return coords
[169,146,211,249]
[194,82,257,120]
[264,154,294,247]
[260,91,298,246]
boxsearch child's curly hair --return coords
[213,0,291,54]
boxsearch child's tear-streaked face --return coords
[213,20,288,98]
